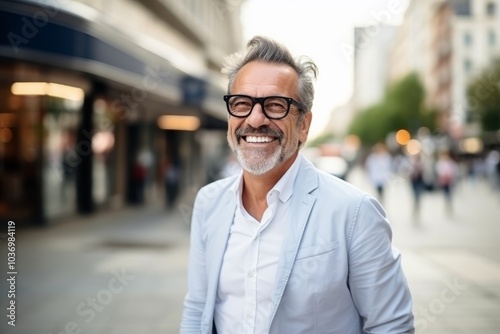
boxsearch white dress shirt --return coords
[214,155,302,334]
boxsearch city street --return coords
[1,166,500,334]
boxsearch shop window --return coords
[92,98,117,206]
[1,73,90,223]
[42,96,81,219]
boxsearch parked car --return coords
[314,156,349,180]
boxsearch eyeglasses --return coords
[223,94,304,120]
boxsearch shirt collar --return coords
[229,153,303,205]
[273,153,302,203]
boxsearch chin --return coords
[238,150,282,175]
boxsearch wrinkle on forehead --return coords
[232,61,299,97]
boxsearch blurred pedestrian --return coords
[364,142,393,202]
[435,151,459,215]
[496,156,500,189]
[409,153,425,218]
[180,35,414,334]
[485,150,500,190]
[163,159,180,209]
[133,159,147,204]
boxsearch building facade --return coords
[0,0,244,224]
[450,0,500,136]
[388,0,500,136]
[324,24,398,139]
[353,25,398,112]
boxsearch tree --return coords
[466,59,500,132]
[307,132,335,147]
[348,72,436,146]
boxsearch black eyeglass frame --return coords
[223,94,305,120]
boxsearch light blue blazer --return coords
[180,156,414,334]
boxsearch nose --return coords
[245,101,270,128]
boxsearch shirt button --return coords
[248,271,254,278]
[246,314,252,320]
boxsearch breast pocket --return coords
[295,240,339,261]
[285,240,342,295]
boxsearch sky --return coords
[240,0,409,139]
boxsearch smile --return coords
[244,136,276,143]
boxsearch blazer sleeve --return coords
[180,191,208,333]
[347,195,415,333]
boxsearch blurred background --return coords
[0,0,499,333]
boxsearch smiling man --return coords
[180,36,414,334]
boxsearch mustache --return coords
[235,125,284,142]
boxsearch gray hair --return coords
[222,35,318,114]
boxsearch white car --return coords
[314,156,349,180]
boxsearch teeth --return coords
[246,136,273,143]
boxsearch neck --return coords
[241,152,298,221]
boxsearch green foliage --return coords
[307,132,335,147]
[466,59,500,132]
[420,107,438,130]
[348,72,436,146]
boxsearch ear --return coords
[299,111,312,143]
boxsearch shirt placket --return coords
[241,200,276,334]
[242,227,259,333]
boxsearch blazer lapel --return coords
[268,157,318,326]
[203,189,237,329]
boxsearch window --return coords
[486,2,496,16]
[489,30,496,46]
[452,0,471,16]
[463,32,473,46]
[464,58,472,72]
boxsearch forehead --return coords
[232,61,299,96]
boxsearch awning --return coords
[0,0,227,127]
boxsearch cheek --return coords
[227,119,241,139]
[282,125,298,144]
[289,120,303,137]
[227,119,236,134]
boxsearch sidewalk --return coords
[1,168,500,334]
[0,204,192,334]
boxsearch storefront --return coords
[0,1,228,225]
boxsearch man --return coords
[180,36,414,334]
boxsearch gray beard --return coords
[228,134,299,176]
[230,144,284,175]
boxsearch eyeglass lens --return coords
[227,96,289,118]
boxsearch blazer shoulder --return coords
[297,156,371,209]
[315,167,368,200]
[200,174,238,192]
[194,174,239,208]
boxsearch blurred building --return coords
[0,0,244,224]
[450,0,500,137]
[324,25,398,137]
[353,25,399,112]
[389,0,500,135]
